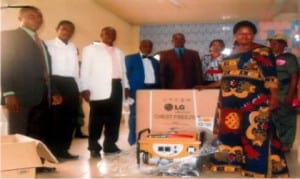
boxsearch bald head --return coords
[100,26,117,46]
[18,6,43,32]
[139,39,153,55]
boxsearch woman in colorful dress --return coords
[196,39,225,134]
[210,20,289,177]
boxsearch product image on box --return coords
[137,128,205,167]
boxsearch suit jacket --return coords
[80,42,129,101]
[125,53,160,98]
[1,28,52,107]
[159,48,203,89]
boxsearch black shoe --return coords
[90,150,101,158]
[58,151,79,160]
[75,133,88,138]
[75,131,89,139]
[36,166,56,173]
[104,148,121,154]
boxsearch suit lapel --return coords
[17,28,52,75]
[137,54,145,81]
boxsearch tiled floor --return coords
[1,104,300,178]
[36,119,300,178]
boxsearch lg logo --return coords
[164,103,185,111]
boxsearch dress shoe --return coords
[57,151,79,160]
[90,150,101,159]
[104,148,121,154]
[75,133,88,138]
[36,166,56,173]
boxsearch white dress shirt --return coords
[46,37,80,89]
[140,53,155,84]
[80,42,129,100]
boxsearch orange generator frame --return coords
[137,128,204,167]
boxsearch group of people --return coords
[1,5,298,178]
[197,21,297,178]
[1,6,87,163]
[200,21,295,178]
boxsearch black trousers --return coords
[8,87,51,147]
[88,79,122,152]
[50,76,79,155]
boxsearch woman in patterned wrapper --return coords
[209,20,289,177]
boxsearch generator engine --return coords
[137,128,204,166]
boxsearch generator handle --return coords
[137,128,150,167]
[199,131,206,147]
[137,128,151,140]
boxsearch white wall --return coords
[0,0,141,135]
[0,0,140,55]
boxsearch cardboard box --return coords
[1,134,58,178]
[136,89,219,133]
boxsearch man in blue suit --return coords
[125,39,160,145]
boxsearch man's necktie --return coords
[176,48,184,59]
[34,34,49,81]
[178,48,184,58]
[142,55,149,59]
[35,34,51,105]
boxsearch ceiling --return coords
[95,0,299,25]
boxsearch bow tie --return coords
[142,55,150,59]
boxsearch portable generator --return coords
[137,128,204,167]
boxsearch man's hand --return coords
[52,95,63,105]
[5,95,20,112]
[194,85,205,91]
[125,88,130,99]
[81,90,90,102]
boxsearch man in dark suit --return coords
[159,33,203,89]
[1,6,61,147]
[125,39,160,145]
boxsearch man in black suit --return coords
[1,6,61,148]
